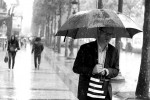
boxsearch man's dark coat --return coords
[73,41,119,100]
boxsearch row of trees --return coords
[31,0,144,55]
[31,0,71,54]
[31,0,150,99]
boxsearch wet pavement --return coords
[44,46,142,100]
[0,44,77,100]
[0,43,144,100]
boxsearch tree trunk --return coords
[49,17,54,47]
[112,0,125,84]
[118,0,123,13]
[76,0,80,50]
[57,16,61,53]
[65,0,72,57]
[115,0,123,55]
[45,15,49,46]
[98,0,103,9]
[6,16,12,39]
[53,11,57,51]
[69,38,74,58]
[46,15,50,46]
[135,0,150,99]
[57,2,62,53]
[69,0,80,58]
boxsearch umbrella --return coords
[55,9,142,40]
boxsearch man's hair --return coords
[99,27,114,34]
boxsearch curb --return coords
[43,47,78,97]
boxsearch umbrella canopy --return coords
[56,9,142,39]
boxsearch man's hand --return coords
[101,70,106,75]
[92,64,104,74]
[92,64,109,76]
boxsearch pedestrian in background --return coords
[7,35,20,70]
[31,37,44,70]
[73,27,119,100]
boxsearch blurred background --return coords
[0,0,147,99]
[0,0,144,54]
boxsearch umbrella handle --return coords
[64,36,67,42]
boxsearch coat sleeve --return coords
[106,49,119,79]
[72,45,93,76]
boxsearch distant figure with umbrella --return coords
[56,9,142,100]
[31,37,44,70]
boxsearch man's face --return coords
[97,28,114,45]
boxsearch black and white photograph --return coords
[0,0,148,100]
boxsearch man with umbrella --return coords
[73,27,119,100]
[31,37,44,70]
[56,9,142,100]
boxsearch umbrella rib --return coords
[63,30,68,42]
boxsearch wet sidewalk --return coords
[43,46,143,100]
[0,44,77,100]
[0,43,145,100]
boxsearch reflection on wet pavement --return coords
[48,48,143,100]
[0,44,77,100]
[0,43,143,100]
